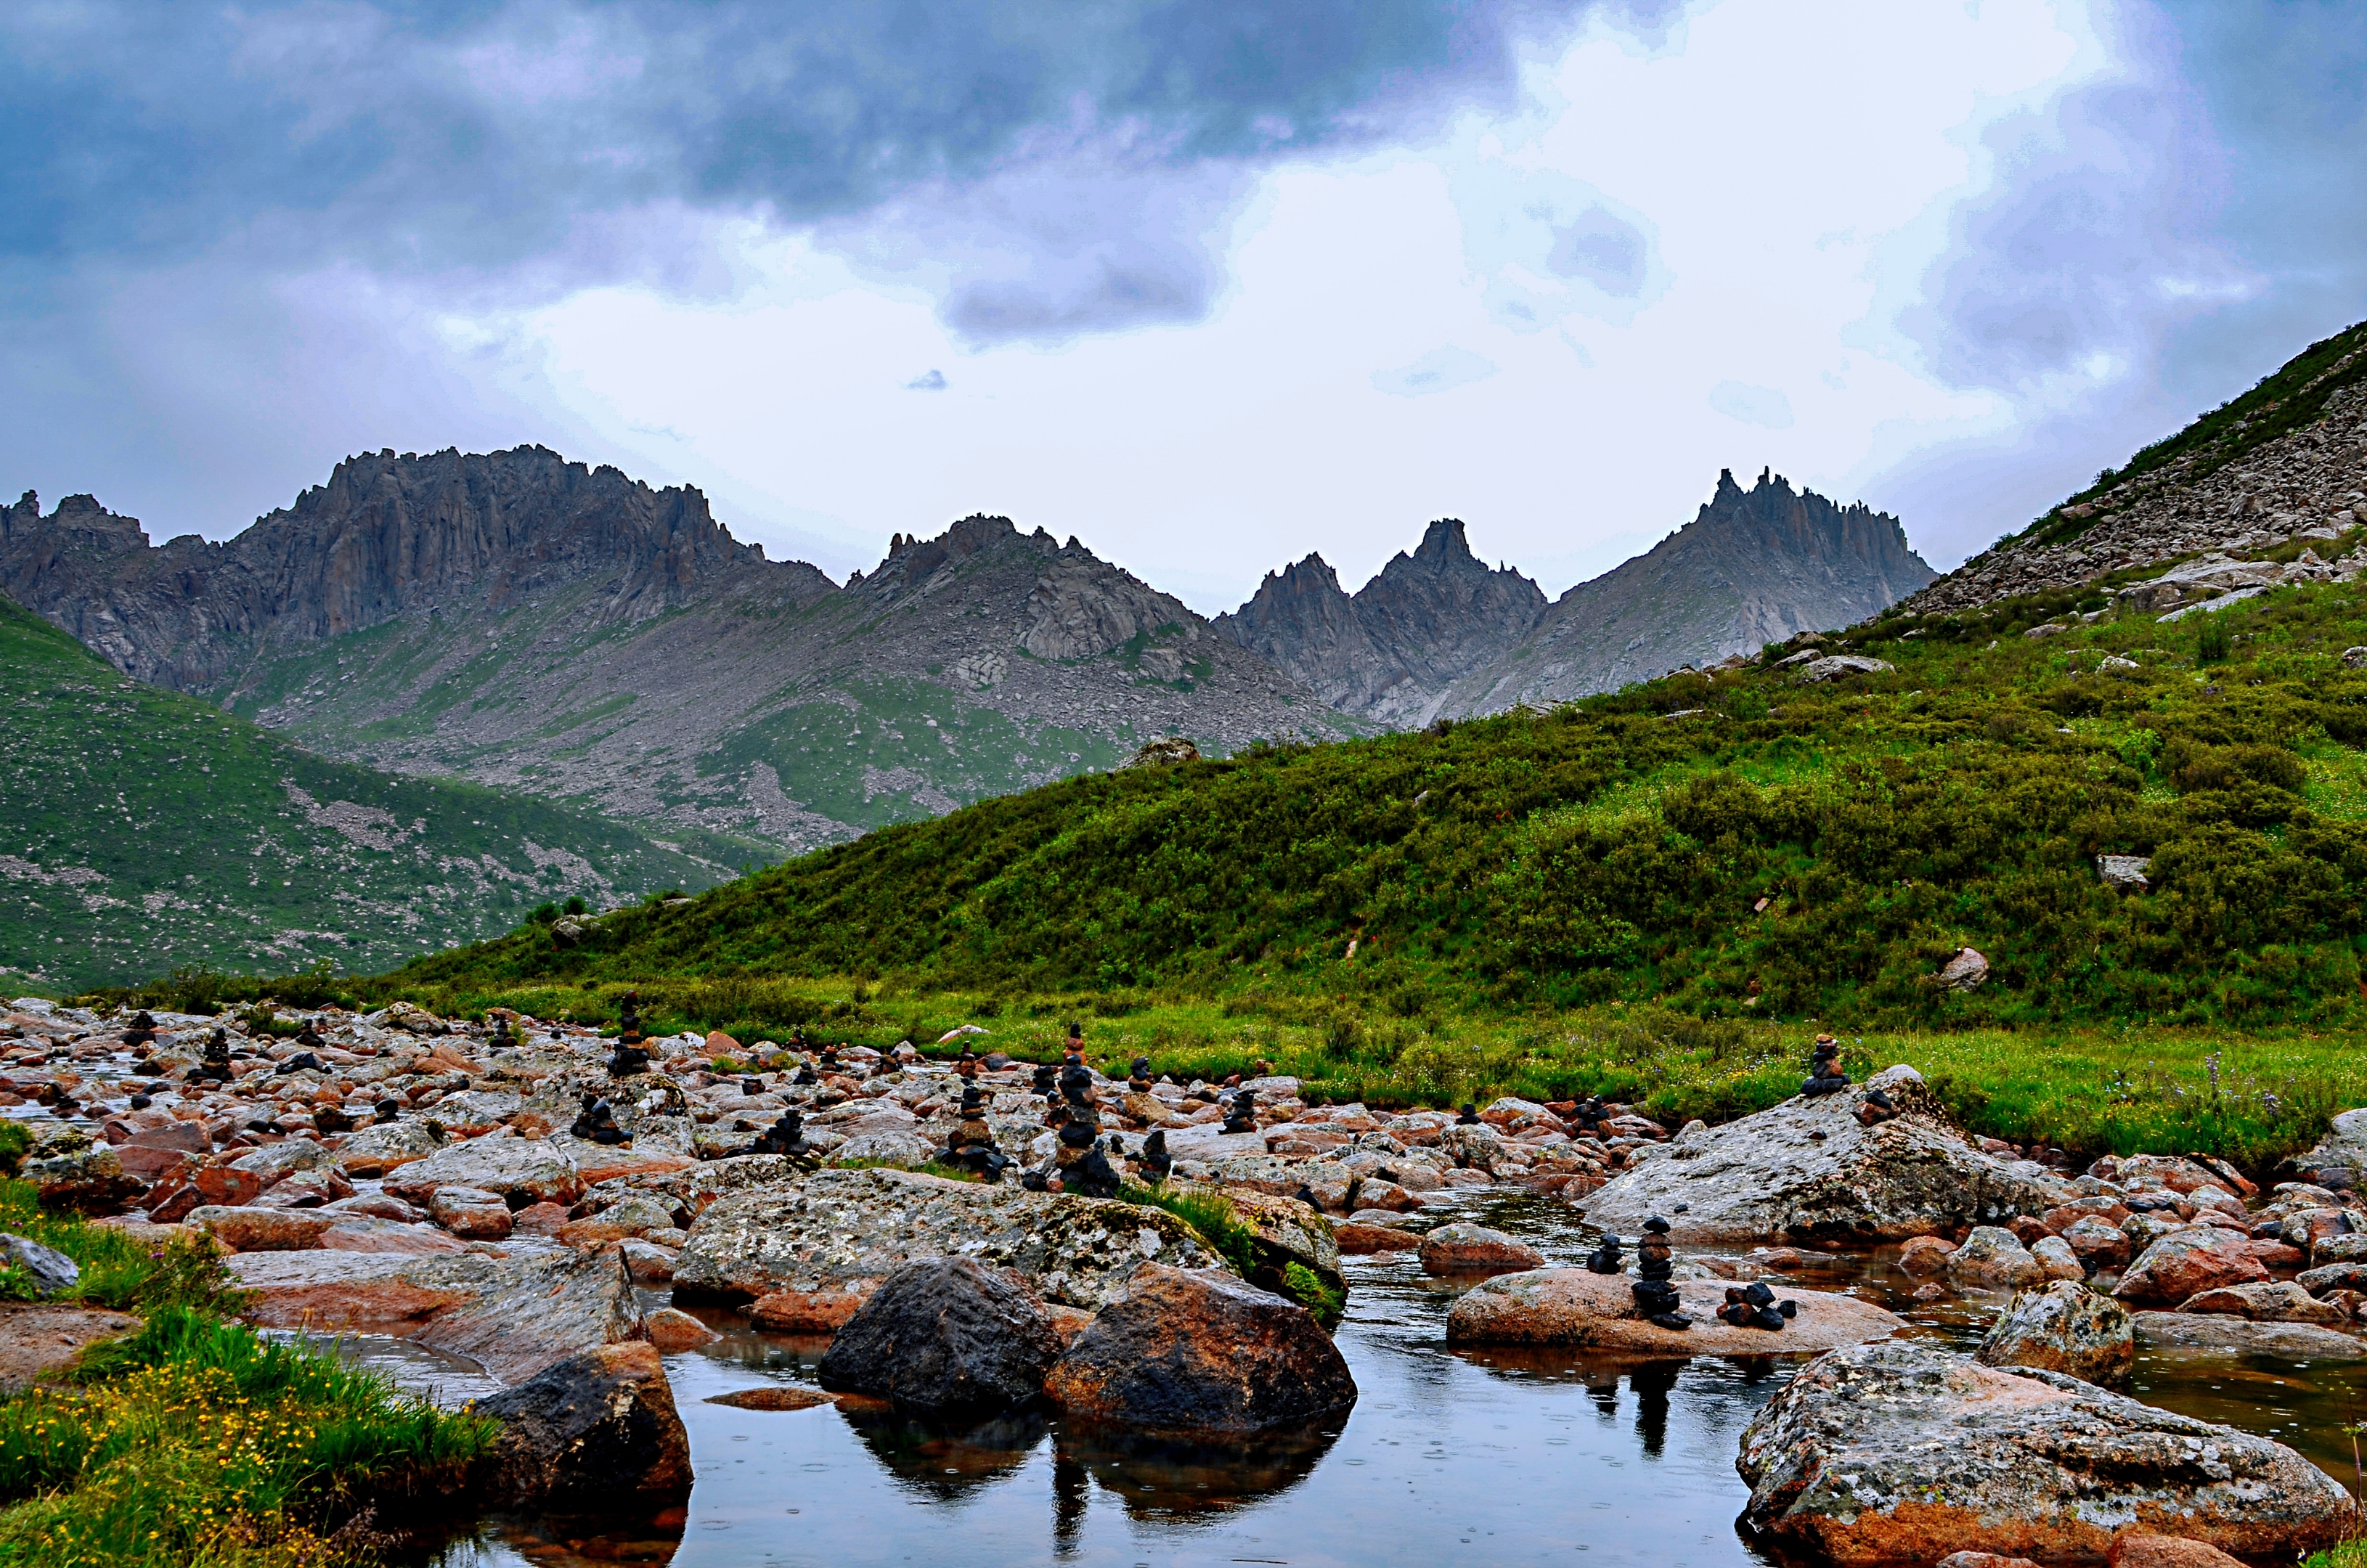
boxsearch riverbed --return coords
[403,1191,2367,1568]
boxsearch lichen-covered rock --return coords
[477,1341,690,1514]
[331,1117,445,1178]
[2173,1281,2349,1325]
[1578,1066,2069,1245]
[1043,1262,1354,1436]
[2284,1106,2367,1191]
[380,1129,584,1207]
[815,1258,1060,1414]
[672,1167,1221,1313]
[24,1141,142,1215]
[1736,1340,2353,1565]
[2133,1312,2366,1358]
[1444,1267,1903,1353]
[0,1234,80,1297]
[1947,1226,2045,1289]
[1976,1281,2133,1386]
[1218,1188,1344,1295]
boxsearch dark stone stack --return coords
[1568,1095,1608,1136]
[746,1107,818,1167]
[1032,1063,1059,1105]
[1631,1217,1690,1330]
[1138,1129,1172,1185]
[1052,1065,1121,1198]
[190,1029,234,1084]
[1221,1087,1258,1135]
[1801,1034,1849,1097]
[373,1097,404,1124]
[1455,1103,1482,1126]
[608,992,651,1078]
[954,1048,981,1079]
[1128,1056,1153,1093]
[486,1013,515,1052]
[294,1017,325,1050]
[1716,1281,1797,1331]
[791,1055,818,1086]
[121,1011,158,1050]
[572,1092,627,1145]
[1584,1232,1625,1275]
[947,1083,1012,1182]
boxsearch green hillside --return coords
[0,596,738,991]
[385,565,2367,1032]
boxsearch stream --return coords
[372,1191,2367,1568]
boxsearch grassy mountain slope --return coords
[0,596,733,991]
[388,568,2367,1032]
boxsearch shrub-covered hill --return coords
[388,568,2367,1031]
[0,595,736,991]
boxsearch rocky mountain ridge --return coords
[1436,470,1934,716]
[1213,518,1545,727]
[1,454,1359,857]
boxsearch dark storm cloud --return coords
[0,0,1607,333]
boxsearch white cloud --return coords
[1709,380,1793,428]
[1372,346,1499,396]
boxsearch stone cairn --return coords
[121,1010,158,1051]
[571,1091,627,1145]
[1716,1281,1798,1331]
[485,1013,515,1052]
[1221,1086,1258,1135]
[1584,1230,1625,1275]
[294,1016,325,1051]
[1800,1034,1849,1097]
[1568,1095,1608,1136]
[191,1029,234,1085]
[1854,1087,1899,1126]
[607,992,651,1078]
[745,1106,818,1167]
[1455,1102,1483,1125]
[1128,1055,1154,1093]
[946,1082,1012,1183]
[1631,1217,1691,1330]
[1138,1128,1173,1185]
[1048,1063,1122,1198]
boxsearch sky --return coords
[4,0,2363,613]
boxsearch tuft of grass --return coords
[1118,1184,1260,1278]
[1282,1262,1345,1329]
[0,1307,496,1568]
[0,1181,249,1316]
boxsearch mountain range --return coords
[2,449,1929,860]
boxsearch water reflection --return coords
[834,1402,1048,1502]
[1060,1416,1343,1521]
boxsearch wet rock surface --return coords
[1444,1267,1904,1354]
[476,1340,693,1514]
[1737,1339,2354,1565]
[1578,1066,2070,1245]
[1976,1280,2135,1387]
[1044,1262,1356,1437]
[815,1257,1061,1415]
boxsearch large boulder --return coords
[476,1341,691,1514]
[24,1140,142,1215]
[226,1244,643,1383]
[1218,1189,1344,1296]
[1445,1268,1903,1354]
[1736,1340,2354,1564]
[1577,1066,2069,1245]
[380,1129,584,1208]
[332,1119,446,1178]
[1043,1262,1355,1436]
[1975,1281,2133,1387]
[815,1258,1061,1415]
[2175,1281,2348,1324]
[2132,1312,2367,1358]
[2114,1228,2268,1307]
[671,1167,1222,1320]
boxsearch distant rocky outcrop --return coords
[1215,519,1545,727]
[1901,319,2367,618]
[1,454,1358,855]
[1441,470,1935,715]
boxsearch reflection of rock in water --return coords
[836,1402,1049,1502]
[1629,1361,1678,1456]
[1057,1417,1345,1521]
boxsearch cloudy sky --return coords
[5,1,2363,612]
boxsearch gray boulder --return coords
[0,1234,80,1297]
[1976,1280,2133,1386]
[2285,1107,2367,1192]
[380,1129,584,1207]
[1578,1066,2069,1245]
[1737,1340,2354,1564]
[816,1257,1061,1414]
[672,1167,1223,1313]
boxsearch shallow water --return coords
[408,1191,2367,1567]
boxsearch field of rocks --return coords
[2,992,2366,1566]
